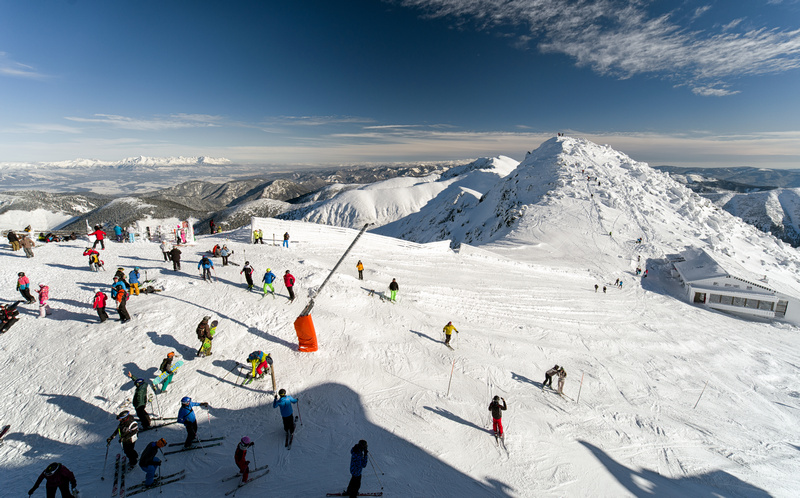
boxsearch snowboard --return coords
[153,360,183,385]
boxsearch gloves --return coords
[106,437,113,444]
[200,402,209,407]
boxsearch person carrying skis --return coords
[89,225,106,250]
[129,267,141,296]
[220,245,232,266]
[283,270,295,302]
[198,256,214,281]
[107,410,139,468]
[169,245,181,271]
[283,231,289,248]
[389,278,399,302]
[127,374,152,430]
[488,395,507,438]
[443,321,458,346]
[139,438,167,487]
[557,366,567,395]
[93,288,108,323]
[177,397,209,448]
[356,260,364,280]
[28,462,78,498]
[17,272,35,304]
[272,389,298,444]
[241,262,256,290]
[0,302,21,334]
[35,283,52,318]
[345,440,369,498]
[196,316,213,357]
[262,268,276,296]
[156,352,177,393]
[543,364,559,389]
[247,351,272,380]
[111,276,131,323]
[235,436,255,484]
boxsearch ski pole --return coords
[100,443,110,480]
[207,410,213,438]
[693,380,709,409]
[217,362,240,386]
[369,457,384,490]
[151,382,162,418]
[251,443,257,469]
[370,453,385,475]
[296,400,303,426]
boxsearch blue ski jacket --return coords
[129,270,140,284]
[198,258,214,270]
[177,402,201,423]
[272,395,297,417]
[263,271,276,284]
[350,447,368,477]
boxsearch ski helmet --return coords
[44,462,61,476]
[245,261,250,265]
[156,438,168,448]
[117,267,124,271]
[203,316,210,321]
[134,267,140,271]
[39,283,46,288]
[117,410,130,420]
[493,395,500,402]
[181,397,192,405]
[278,389,286,397]
[18,272,24,276]
[134,378,145,387]
[266,268,271,272]
[167,351,175,358]
[241,436,251,446]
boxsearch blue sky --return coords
[1,0,800,168]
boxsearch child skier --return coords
[198,256,214,281]
[262,268,276,296]
[488,395,507,438]
[356,260,364,280]
[16,272,34,304]
[234,436,255,484]
[241,262,256,290]
[177,397,209,448]
[272,389,298,446]
[35,283,52,318]
[247,351,272,380]
[84,247,101,271]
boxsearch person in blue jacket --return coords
[128,267,141,296]
[139,438,167,486]
[114,224,123,242]
[177,397,209,448]
[272,389,298,443]
[198,256,214,281]
[262,268,276,296]
[345,440,369,498]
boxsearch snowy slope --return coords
[2,137,800,497]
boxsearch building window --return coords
[709,294,721,304]
[744,299,758,309]
[694,292,706,303]
[758,301,774,311]
[733,297,746,307]
[720,295,734,305]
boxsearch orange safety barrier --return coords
[294,315,319,352]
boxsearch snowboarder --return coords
[159,239,172,261]
[389,278,399,302]
[272,389,298,443]
[220,245,232,266]
[127,375,152,430]
[283,231,289,248]
[28,462,78,498]
[111,276,131,323]
[344,440,369,498]
[93,289,108,323]
[89,225,107,250]
[198,256,214,281]
[488,395,507,437]
[0,302,21,333]
[283,270,295,302]
[262,268,276,296]
[557,367,567,395]
[107,410,139,468]
[21,234,35,258]
[199,320,217,357]
[156,352,177,393]
[139,438,167,487]
[443,321,458,346]
[247,351,272,380]
[356,260,364,280]
[17,272,35,304]
[177,397,209,448]
[169,246,182,271]
[129,267,141,296]
[241,262,256,290]
[543,365,559,389]
[35,283,52,318]
[234,436,255,484]
[196,316,213,357]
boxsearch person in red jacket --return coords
[28,462,78,497]
[283,270,295,302]
[89,225,107,250]
[234,436,255,484]
[93,289,108,323]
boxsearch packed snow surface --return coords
[1,137,799,497]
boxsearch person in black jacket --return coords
[389,278,399,302]
[0,301,21,333]
[139,438,168,487]
[488,395,507,438]
[107,410,139,468]
[169,246,182,271]
[28,462,78,497]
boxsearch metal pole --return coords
[100,443,110,480]
[693,380,709,409]
[576,372,585,404]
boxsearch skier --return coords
[129,267,141,296]
[27,462,78,498]
[17,272,35,304]
[139,438,167,487]
[93,289,108,323]
[643,269,648,278]
[89,225,107,250]
[344,440,369,498]
[156,352,177,393]
[557,366,567,395]
[159,239,171,262]
[241,262,256,290]
[356,260,364,280]
[247,351,272,380]
[111,276,131,323]
[543,365,559,389]
[220,245,232,266]
[196,316,213,357]
[83,247,101,271]
[443,321,458,346]
[107,410,139,468]
[177,397,209,448]
[198,256,214,281]
[389,278,399,302]
[35,283,52,318]
[488,395,507,438]
[283,270,295,302]
[272,389,298,445]
[262,268,276,296]
[594,284,599,292]
[21,234,35,258]
[283,231,289,248]
[0,302,21,333]
[169,245,182,271]
[126,374,152,430]
[234,436,255,484]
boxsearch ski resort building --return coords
[669,248,800,325]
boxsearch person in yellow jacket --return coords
[356,260,364,280]
[443,321,458,346]
[247,351,272,379]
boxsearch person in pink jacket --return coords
[35,283,52,318]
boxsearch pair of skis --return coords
[0,424,10,446]
[163,437,224,455]
[110,454,126,497]
[223,466,270,496]
[126,470,186,497]
[326,493,383,497]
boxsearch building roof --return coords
[672,247,729,282]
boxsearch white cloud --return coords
[64,113,223,130]
[0,51,47,79]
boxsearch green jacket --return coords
[133,383,149,408]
